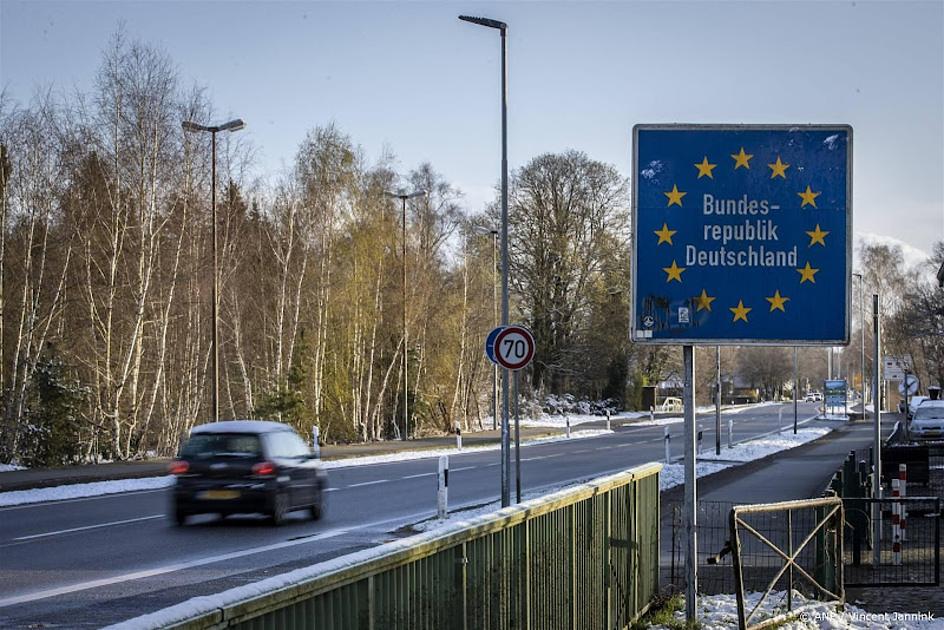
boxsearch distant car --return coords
[906,395,928,420]
[910,401,944,441]
[804,392,823,402]
[169,420,326,526]
[661,397,683,412]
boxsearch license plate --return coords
[199,490,240,500]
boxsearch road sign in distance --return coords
[898,374,919,397]
[485,326,505,365]
[494,325,535,371]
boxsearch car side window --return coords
[284,432,311,457]
[266,431,309,458]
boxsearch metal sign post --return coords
[872,294,882,568]
[488,324,535,505]
[715,346,721,455]
[631,125,852,624]
[683,345,697,620]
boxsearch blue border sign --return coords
[631,124,852,345]
[485,326,505,364]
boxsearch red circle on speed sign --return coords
[494,325,535,371]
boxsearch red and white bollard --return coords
[891,478,902,566]
[899,464,908,542]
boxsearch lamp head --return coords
[459,15,507,30]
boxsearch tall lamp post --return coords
[182,118,245,423]
[853,273,866,406]
[474,226,500,431]
[385,189,427,441]
[459,13,511,507]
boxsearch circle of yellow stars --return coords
[653,145,833,324]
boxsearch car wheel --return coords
[173,506,188,527]
[270,492,289,526]
[310,490,324,521]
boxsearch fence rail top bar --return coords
[732,496,842,515]
[105,462,662,630]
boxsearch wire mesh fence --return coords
[843,496,941,587]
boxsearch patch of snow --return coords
[641,159,664,180]
[0,430,613,507]
[0,463,25,472]
[699,428,830,463]
[321,430,612,469]
[652,591,944,629]
[659,461,731,491]
[0,476,174,507]
[630,415,684,428]
[823,134,840,150]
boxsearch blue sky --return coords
[2,0,942,261]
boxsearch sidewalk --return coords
[0,426,565,493]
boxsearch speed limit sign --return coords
[493,325,535,371]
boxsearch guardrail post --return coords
[438,455,449,520]
[664,427,671,465]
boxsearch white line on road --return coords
[0,528,350,609]
[323,487,339,492]
[452,466,475,472]
[12,514,164,542]
[402,472,435,479]
[347,479,390,488]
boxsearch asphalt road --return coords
[0,402,824,628]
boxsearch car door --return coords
[283,431,317,506]
[264,431,303,509]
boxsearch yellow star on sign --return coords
[768,156,790,179]
[695,289,716,312]
[796,262,819,284]
[806,224,829,247]
[694,156,717,179]
[731,147,753,170]
[654,223,677,245]
[662,260,686,283]
[730,300,752,323]
[766,290,790,312]
[664,184,687,207]
[798,185,821,208]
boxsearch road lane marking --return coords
[452,466,475,472]
[402,472,435,479]
[12,514,164,542]
[0,528,350,609]
[347,479,390,488]
[0,488,169,512]
[323,487,339,492]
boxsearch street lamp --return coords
[182,118,246,423]
[853,273,866,406]
[459,13,512,508]
[384,188,427,441]
[473,226,500,431]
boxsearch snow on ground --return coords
[0,463,25,472]
[629,415,684,427]
[321,429,612,469]
[700,428,831,463]
[652,591,943,629]
[0,430,612,507]
[629,403,783,428]
[519,413,609,428]
[0,476,174,507]
[660,427,831,490]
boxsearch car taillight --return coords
[252,461,276,477]
[168,460,189,475]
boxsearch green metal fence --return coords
[129,463,661,630]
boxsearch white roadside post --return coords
[566,416,571,439]
[778,406,784,434]
[697,424,703,455]
[312,426,321,459]
[606,409,611,431]
[455,425,462,451]
[438,455,449,520]
[664,426,671,465]
[650,405,655,423]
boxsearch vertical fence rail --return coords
[123,464,662,630]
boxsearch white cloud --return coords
[855,232,932,272]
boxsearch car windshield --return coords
[181,433,262,458]
[914,406,944,422]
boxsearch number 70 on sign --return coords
[485,325,535,371]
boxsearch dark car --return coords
[169,420,326,526]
